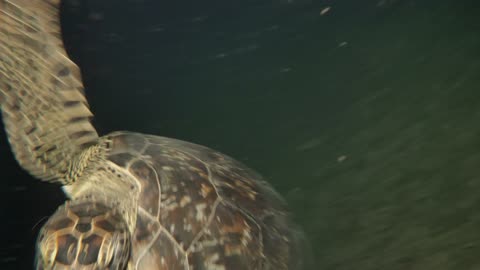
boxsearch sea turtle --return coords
[0,0,307,269]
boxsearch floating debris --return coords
[214,53,228,59]
[264,25,280,31]
[338,41,348,47]
[337,155,348,162]
[296,138,323,151]
[191,16,208,23]
[12,186,27,192]
[148,27,165,33]
[104,32,124,43]
[88,12,104,21]
[0,257,17,263]
[320,6,331,16]
[280,67,292,73]
[232,44,259,54]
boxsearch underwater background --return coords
[2,0,480,269]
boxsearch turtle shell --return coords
[105,131,305,269]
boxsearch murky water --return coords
[2,0,480,269]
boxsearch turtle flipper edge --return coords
[0,0,99,183]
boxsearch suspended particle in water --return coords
[320,7,331,16]
[337,155,347,162]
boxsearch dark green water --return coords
[2,0,480,269]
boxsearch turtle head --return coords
[36,200,131,270]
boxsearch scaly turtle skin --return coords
[0,0,307,269]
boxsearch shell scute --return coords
[129,160,161,217]
[188,202,263,269]
[109,132,147,155]
[108,152,136,167]
[141,144,219,249]
[135,231,188,270]
[132,211,161,248]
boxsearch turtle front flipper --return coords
[0,0,99,183]
[36,200,131,270]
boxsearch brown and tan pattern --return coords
[36,200,131,269]
[106,132,305,269]
[0,0,307,269]
[0,0,98,183]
